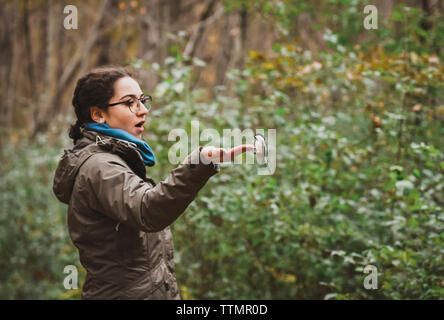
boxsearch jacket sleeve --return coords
[78,148,219,232]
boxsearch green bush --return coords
[0,132,85,299]
[131,39,443,299]
[1,1,443,299]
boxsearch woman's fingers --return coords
[226,144,255,161]
[200,145,255,163]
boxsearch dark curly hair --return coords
[69,66,133,143]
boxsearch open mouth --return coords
[135,120,145,128]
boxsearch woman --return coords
[53,66,252,300]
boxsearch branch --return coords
[32,0,110,136]
[183,1,224,59]
[23,0,36,93]
[59,0,110,90]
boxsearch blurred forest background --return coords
[1,0,443,299]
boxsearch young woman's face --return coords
[102,76,149,139]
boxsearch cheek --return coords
[105,110,133,129]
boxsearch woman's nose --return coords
[136,101,149,115]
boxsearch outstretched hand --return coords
[200,145,255,164]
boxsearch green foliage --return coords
[0,133,85,299]
[1,1,444,299]
[131,38,443,298]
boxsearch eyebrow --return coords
[119,93,144,100]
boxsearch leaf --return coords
[324,293,338,300]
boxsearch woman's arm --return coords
[78,148,218,232]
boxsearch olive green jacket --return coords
[53,128,219,299]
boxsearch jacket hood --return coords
[53,128,146,204]
[53,131,100,204]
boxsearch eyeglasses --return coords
[106,94,152,113]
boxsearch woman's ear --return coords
[90,106,106,123]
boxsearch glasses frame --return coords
[106,94,152,113]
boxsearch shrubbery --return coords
[147,38,444,299]
[1,1,443,299]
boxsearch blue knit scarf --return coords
[82,122,156,167]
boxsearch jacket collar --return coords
[78,127,148,180]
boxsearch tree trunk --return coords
[215,13,233,86]
[183,0,217,59]
[23,0,36,96]
[2,1,20,132]
[238,4,248,70]
[32,0,110,137]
